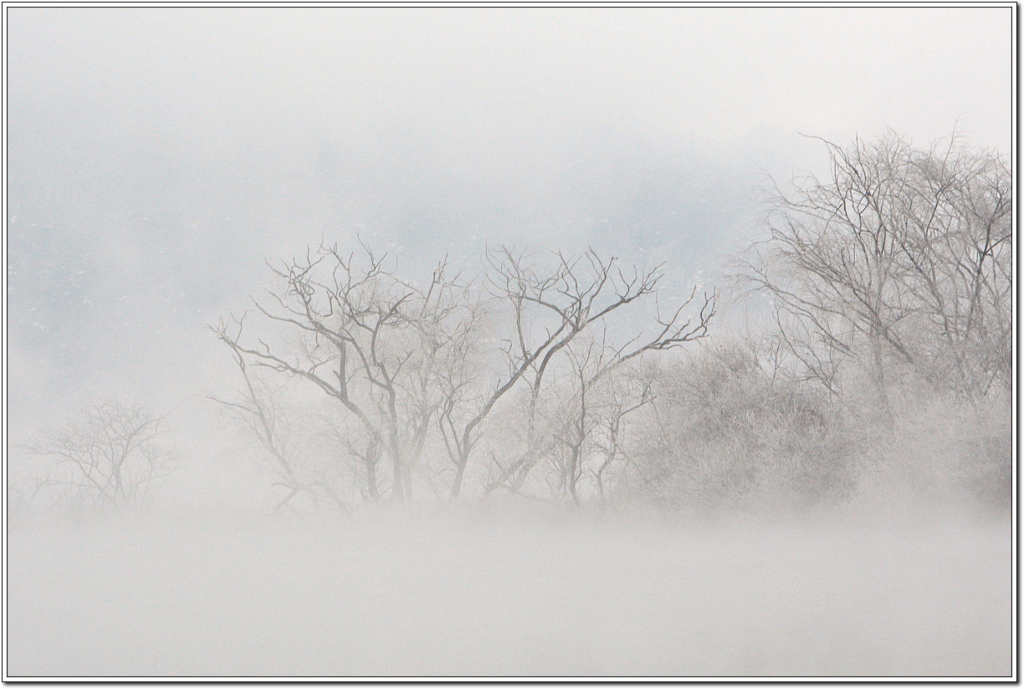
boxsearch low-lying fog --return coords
[7,507,1011,678]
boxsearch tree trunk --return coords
[510,450,538,493]
[365,457,380,502]
[568,458,581,506]
[392,460,414,503]
[870,332,895,432]
[449,458,467,501]
[390,456,406,503]
[403,464,414,502]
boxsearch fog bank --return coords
[7,509,1012,678]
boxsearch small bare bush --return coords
[29,400,179,509]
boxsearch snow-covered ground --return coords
[6,506,1012,678]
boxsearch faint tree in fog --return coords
[30,400,179,508]
[209,348,348,513]
[214,241,476,503]
[543,343,600,505]
[518,337,658,506]
[589,364,656,503]
[736,132,1011,417]
[891,139,1012,395]
[480,247,715,500]
[216,241,713,503]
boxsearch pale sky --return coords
[10,6,1012,151]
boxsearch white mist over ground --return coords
[7,507,1011,678]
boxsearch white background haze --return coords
[4,5,1014,679]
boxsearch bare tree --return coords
[396,260,485,500]
[735,132,1011,420]
[30,400,179,508]
[216,240,713,503]
[515,335,659,506]
[543,344,600,505]
[478,247,716,499]
[214,240,475,503]
[891,137,1012,395]
[209,349,348,513]
[589,364,656,504]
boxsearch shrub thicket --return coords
[623,344,859,516]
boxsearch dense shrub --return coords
[623,344,859,516]
[855,390,1011,516]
